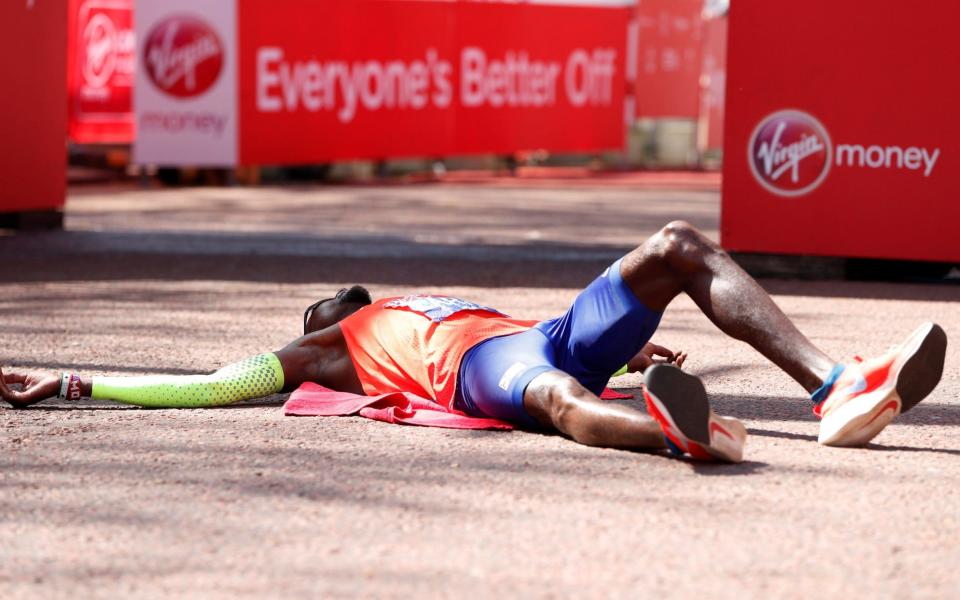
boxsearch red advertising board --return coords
[237,0,628,165]
[697,14,726,153]
[721,1,960,263]
[633,0,702,119]
[67,0,134,144]
[0,0,66,213]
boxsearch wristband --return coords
[57,373,82,401]
[58,373,69,400]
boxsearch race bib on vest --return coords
[384,295,507,322]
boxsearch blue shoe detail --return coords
[664,437,684,456]
[811,364,846,404]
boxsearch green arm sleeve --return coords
[611,364,629,377]
[91,353,285,408]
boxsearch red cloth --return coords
[600,388,632,400]
[285,382,514,429]
[284,382,634,430]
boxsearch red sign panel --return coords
[697,14,726,153]
[237,0,628,165]
[67,0,134,144]
[722,1,960,263]
[634,0,702,119]
[0,0,66,213]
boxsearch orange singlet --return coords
[339,296,536,408]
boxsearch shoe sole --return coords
[819,322,947,447]
[643,365,746,463]
[897,323,947,412]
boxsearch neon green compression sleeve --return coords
[91,353,285,408]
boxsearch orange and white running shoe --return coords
[816,322,947,447]
[643,365,747,463]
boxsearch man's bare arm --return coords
[0,324,362,409]
[0,351,306,409]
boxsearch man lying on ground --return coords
[1,221,947,462]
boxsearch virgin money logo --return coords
[83,13,124,88]
[748,110,832,197]
[144,15,223,98]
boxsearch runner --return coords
[1,222,947,462]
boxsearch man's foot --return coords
[643,365,747,463]
[816,322,947,447]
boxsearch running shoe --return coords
[643,365,747,463]
[816,322,947,447]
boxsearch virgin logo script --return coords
[82,12,134,89]
[144,15,223,98]
[748,110,832,197]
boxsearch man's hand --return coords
[0,367,60,408]
[626,343,687,374]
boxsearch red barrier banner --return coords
[697,14,726,154]
[238,0,628,165]
[633,0,702,119]
[67,0,134,144]
[721,1,960,263]
[1,0,66,212]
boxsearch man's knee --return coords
[649,220,718,267]
[547,378,618,446]
[659,220,709,251]
[527,372,601,441]
[548,377,588,424]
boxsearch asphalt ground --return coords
[2,176,959,599]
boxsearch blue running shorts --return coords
[454,258,662,427]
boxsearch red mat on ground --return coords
[284,383,634,430]
[599,388,632,400]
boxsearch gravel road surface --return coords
[2,178,958,599]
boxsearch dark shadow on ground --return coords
[3,230,958,303]
[690,460,770,476]
[716,394,960,427]
[749,428,818,442]
[751,428,960,456]
[0,253,613,288]
[0,230,621,288]
[864,442,960,456]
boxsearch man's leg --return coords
[616,221,946,448]
[523,369,746,462]
[516,220,941,453]
[523,370,667,450]
[618,220,836,393]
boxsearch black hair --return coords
[302,285,372,334]
[337,285,372,306]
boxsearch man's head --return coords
[302,285,372,334]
